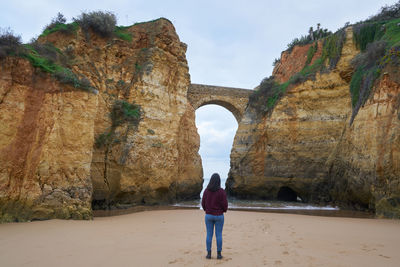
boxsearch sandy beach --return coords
[1,209,399,267]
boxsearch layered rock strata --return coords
[327,70,400,216]
[0,57,96,221]
[0,19,203,222]
[227,28,400,218]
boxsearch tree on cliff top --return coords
[286,23,331,52]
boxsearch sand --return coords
[1,209,400,267]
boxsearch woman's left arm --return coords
[221,190,228,212]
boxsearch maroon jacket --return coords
[201,188,228,215]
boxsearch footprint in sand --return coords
[168,258,183,264]
[282,251,289,255]
[274,260,283,265]
[214,257,232,264]
[379,254,391,259]
[361,244,377,252]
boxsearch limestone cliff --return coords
[327,70,400,216]
[0,57,96,221]
[0,18,203,222]
[227,27,400,218]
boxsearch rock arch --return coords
[187,83,252,122]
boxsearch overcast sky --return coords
[0,0,396,183]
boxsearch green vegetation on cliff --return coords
[254,1,400,122]
[250,29,346,116]
[40,12,78,38]
[305,42,318,66]
[286,23,331,52]
[95,100,142,148]
[0,10,142,93]
[40,12,133,41]
[0,30,95,92]
[22,42,94,91]
[350,11,400,123]
[114,26,133,41]
[74,11,117,38]
[40,22,78,38]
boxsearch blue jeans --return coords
[205,214,224,252]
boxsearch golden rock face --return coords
[0,57,97,221]
[228,28,400,218]
[0,19,203,222]
[328,72,400,217]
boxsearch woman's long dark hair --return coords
[207,173,221,192]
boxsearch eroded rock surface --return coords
[227,28,400,218]
[0,57,96,221]
[0,19,203,222]
[327,71,400,217]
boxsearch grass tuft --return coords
[22,43,94,91]
[40,22,78,38]
[114,26,132,41]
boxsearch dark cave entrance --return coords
[277,186,298,202]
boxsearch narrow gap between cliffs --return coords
[195,104,238,199]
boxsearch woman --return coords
[201,173,228,260]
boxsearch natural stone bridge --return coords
[187,83,253,122]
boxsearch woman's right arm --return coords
[201,190,207,210]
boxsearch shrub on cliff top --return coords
[74,11,117,38]
[41,13,78,38]
[286,24,331,52]
[44,12,66,31]
[272,58,280,67]
[367,1,400,22]
[0,28,22,59]
[352,40,387,68]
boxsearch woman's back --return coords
[202,188,228,216]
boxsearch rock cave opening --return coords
[277,186,298,202]
[195,104,238,198]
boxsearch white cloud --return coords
[196,105,237,178]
